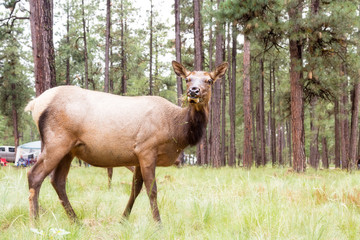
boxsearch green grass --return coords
[1,165,360,239]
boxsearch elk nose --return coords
[189,87,200,97]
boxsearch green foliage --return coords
[0,7,33,146]
[2,166,360,239]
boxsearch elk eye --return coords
[206,79,213,84]
[185,78,190,83]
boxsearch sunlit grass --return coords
[1,165,360,239]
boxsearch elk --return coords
[25,61,228,223]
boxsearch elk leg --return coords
[140,162,161,223]
[50,153,77,221]
[122,166,143,219]
[28,138,74,221]
[107,168,113,189]
[27,157,48,221]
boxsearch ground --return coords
[1,165,360,239]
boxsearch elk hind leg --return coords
[50,153,77,221]
[28,138,74,220]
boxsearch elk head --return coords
[172,61,229,109]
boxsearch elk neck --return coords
[174,101,209,148]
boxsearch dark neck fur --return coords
[184,106,208,146]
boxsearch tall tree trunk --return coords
[288,0,306,172]
[255,101,261,166]
[104,0,113,188]
[251,74,257,166]
[110,37,114,93]
[174,0,184,164]
[349,82,360,170]
[242,33,252,169]
[221,23,229,166]
[309,97,319,169]
[149,0,153,95]
[340,79,349,169]
[193,0,203,71]
[259,58,266,166]
[308,0,320,169]
[228,21,237,167]
[81,0,89,89]
[29,0,56,96]
[322,136,329,169]
[104,0,111,93]
[175,0,182,105]
[271,64,276,166]
[193,0,205,165]
[11,84,19,149]
[334,98,341,168]
[207,0,214,166]
[286,120,292,167]
[278,124,284,166]
[211,0,223,167]
[65,0,70,85]
[120,0,126,95]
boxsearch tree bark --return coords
[120,0,126,95]
[321,136,329,169]
[349,82,360,170]
[259,58,266,166]
[104,0,111,93]
[65,0,70,85]
[271,64,276,166]
[104,0,113,186]
[207,0,214,166]
[175,0,182,105]
[286,120,292,167]
[228,21,237,167]
[334,98,341,168]
[221,23,229,166]
[288,0,306,172]
[211,0,224,167]
[340,80,349,169]
[308,0,320,169]
[242,33,252,169]
[81,0,89,89]
[149,0,153,95]
[193,0,203,71]
[278,124,284,166]
[11,83,19,149]
[309,97,319,169]
[193,0,205,165]
[29,0,56,96]
[174,0,184,164]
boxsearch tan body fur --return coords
[27,86,187,167]
[26,61,228,223]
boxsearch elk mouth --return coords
[187,96,201,104]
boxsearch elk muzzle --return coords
[187,87,201,104]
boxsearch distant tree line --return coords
[1,0,360,172]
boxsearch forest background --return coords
[1,0,360,172]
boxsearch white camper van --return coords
[0,146,16,162]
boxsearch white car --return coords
[0,146,16,162]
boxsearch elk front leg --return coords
[122,166,143,219]
[140,161,161,223]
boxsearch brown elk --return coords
[25,61,228,223]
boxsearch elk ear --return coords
[209,62,229,82]
[172,61,191,79]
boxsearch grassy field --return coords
[1,165,360,240]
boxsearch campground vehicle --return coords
[0,146,16,162]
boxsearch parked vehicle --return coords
[0,146,16,162]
